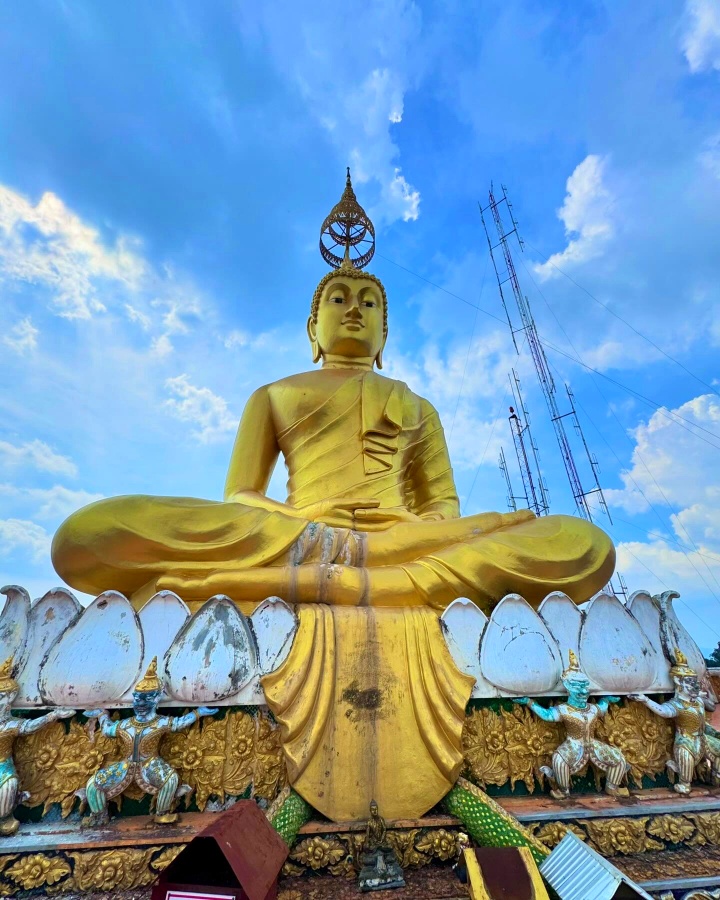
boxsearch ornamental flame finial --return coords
[670,647,696,678]
[135,656,161,693]
[319,168,376,271]
[0,658,16,694]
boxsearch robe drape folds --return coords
[261,604,475,821]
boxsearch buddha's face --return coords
[309,275,385,363]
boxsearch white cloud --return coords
[237,4,423,226]
[0,184,145,319]
[0,518,52,563]
[3,317,38,354]
[682,0,720,73]
[124,304,152,330]
[607,394,720,620]
[0,439,77,478]
[533,155,614,280]
[0,484,103,520]
[164,374,237,443]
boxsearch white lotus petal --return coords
[538,591,583,683]
[135,590,190,689]
[481,593,562,694]
[39,591,143,706]
[441,598,498,697]
[626,590,671,691]
[0,585,30,674]
[580,593,655,692]
[251,596,297,676]
[165,595,257,702]
[16,588,82,706]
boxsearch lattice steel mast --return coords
[480,185,611,524]
[507,370,550,517]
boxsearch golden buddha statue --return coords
[51,174,613,613]
[52,171,615,823]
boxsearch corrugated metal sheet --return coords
[539,832,654,900]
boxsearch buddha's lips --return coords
[342,322,364,330]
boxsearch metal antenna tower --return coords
[507,370,550,517]
[480,184,611,524]
[498,447,518,512]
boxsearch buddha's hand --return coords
[297,497,381,528]
[353,506,423,531]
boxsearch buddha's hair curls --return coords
[310,268,388,336]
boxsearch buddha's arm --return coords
[224,387,294,515]
[408,402,460,520]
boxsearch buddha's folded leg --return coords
[157,513,614,611]
[51,494,307,596]
[361,513,615,611]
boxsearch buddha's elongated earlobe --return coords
[375,348,383,369]
[307,316,322,364]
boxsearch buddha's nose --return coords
[346,297,363,318]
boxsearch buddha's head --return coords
[308,265,388,368]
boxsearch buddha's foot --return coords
[0,815,19,836]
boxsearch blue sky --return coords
[1,0,720,650]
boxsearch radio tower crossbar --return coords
[480,184,611,524]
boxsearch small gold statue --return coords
[82,658,217,825]
[630,650,720,795]
[358,800,405,892]
[515,651,630,800]
[0,657,75,835]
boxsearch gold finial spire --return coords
[135,656,162,693]
[319,168,376,271]
[0,657,17,694]
[562,649,587,682]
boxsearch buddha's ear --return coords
[375,335,387,370]
[307,316,322,364]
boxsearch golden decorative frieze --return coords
[595,699,675,786]
[0,846,174,894]
[14,709,286,818]
[527,811,720,857]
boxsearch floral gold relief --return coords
[595,699,675,785]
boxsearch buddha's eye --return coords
[330,295,345,304]
[362,300,376,308]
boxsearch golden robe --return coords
[52,370,615,611]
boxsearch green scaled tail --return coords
[443,777,549,867]
[267,787,313,846]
